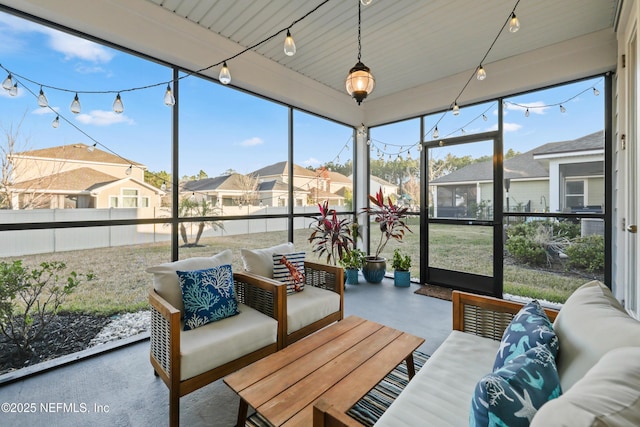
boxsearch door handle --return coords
[628,225,638,233]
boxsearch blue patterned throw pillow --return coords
[272,252,305,295]
[470,345,562,427]
[493,300,558,371]
[177,264,239,331]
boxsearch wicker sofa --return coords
[315,281,640,426]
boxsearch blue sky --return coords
[0,10,604,178]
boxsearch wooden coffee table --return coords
[224,315,425,427]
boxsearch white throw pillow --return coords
[531,347,640,427]
[146,249,233,313]
[240,242,295,278]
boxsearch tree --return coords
[144,170,171,190]
[177,197,224,246]
[234,173,260,206]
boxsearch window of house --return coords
[122,189,139,208]
[109,196,119,208]
[565,180,585,209]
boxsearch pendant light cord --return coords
[357,0,362,62]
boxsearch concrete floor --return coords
[0,277,452,427]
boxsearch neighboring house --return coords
[182,173,309,207]
[7,143,164,209]
[431,131,604,218]
[369,175,400,199]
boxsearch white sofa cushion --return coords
[553,280,640,391]
[179,303,277,381]
[240,242,295,278]
[531,347,640,427]
[146,249,233,314]
[375,331,500,427]
[286,285,340,334]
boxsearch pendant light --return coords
[345,0,375,105]
[509,13,520,33]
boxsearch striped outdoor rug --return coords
[245,351,429,427]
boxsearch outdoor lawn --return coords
[1,220,600,317]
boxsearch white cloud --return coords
[303,157,322,168]
[45,30,114,63]
[506,101,549,115]
[75,110,134,126]
[32,106,59,115]
[486,122,522,132]
[238,137,263,146]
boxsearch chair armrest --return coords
[313,399,366,427]
[452,290,559,341]
[148,289,181,383]
[233,271,285,321]
[304,260,344,296]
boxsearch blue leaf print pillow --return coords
[177,264,239,331]
[493,300,558,371]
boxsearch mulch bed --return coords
[414,284,453,301]
[0,313,110,376]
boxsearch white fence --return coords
[0,206,321,257]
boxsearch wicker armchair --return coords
[149,272,285,427]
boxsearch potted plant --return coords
[360,187,412,283]
[308,200,354,266]
[391,248,412,287]
[339,248,365,285]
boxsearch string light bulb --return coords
[160,181,167,191]
[219,62,231,85]
[52,115,60,128]
[284,29,296,56]
[476,65,486,81]
[87,143,97,152]
[125,165,133,176]
[37,87,48,107]
[559,104,566,113]
[417,144,422,152]
[432,126,439,139]
[9,83,17,96]
[2,73,12,90]
[70,93,81,114]
[509,12,520,33]
[525,108,530,117]
[452,102,460,116]
[113,93,124,113]
[482,114,488,121]
[593,87,600,96]
[164,84,175,106]
[360,0,372,4]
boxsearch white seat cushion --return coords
[285,285,340,334]
[553,280,640,391]
[179,303,277,381]
[375,331,500,427]
[531,347,640,427]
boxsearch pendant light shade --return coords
[345,0,374,105]
[346,62,375,105]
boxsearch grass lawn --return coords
[1,222,598,315]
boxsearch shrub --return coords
[565,235,605,273]
[505,235,547,266]
[0,260,94,355]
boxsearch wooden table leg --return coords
[236,398,248,427]
[405,354,416,379]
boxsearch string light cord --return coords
[0,0,331,95]
[505,77,604,110]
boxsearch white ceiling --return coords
[1,0,621,126]
[144,0,618,100]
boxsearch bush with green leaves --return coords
[565,235,605,273]
[505,220,578,266]
[504,235,547,266]
[0,260,94,355]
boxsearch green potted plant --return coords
[360,187,412,283]
[339,248,365,285]
[391,248,412,287]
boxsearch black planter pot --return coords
[362,256,386,283]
